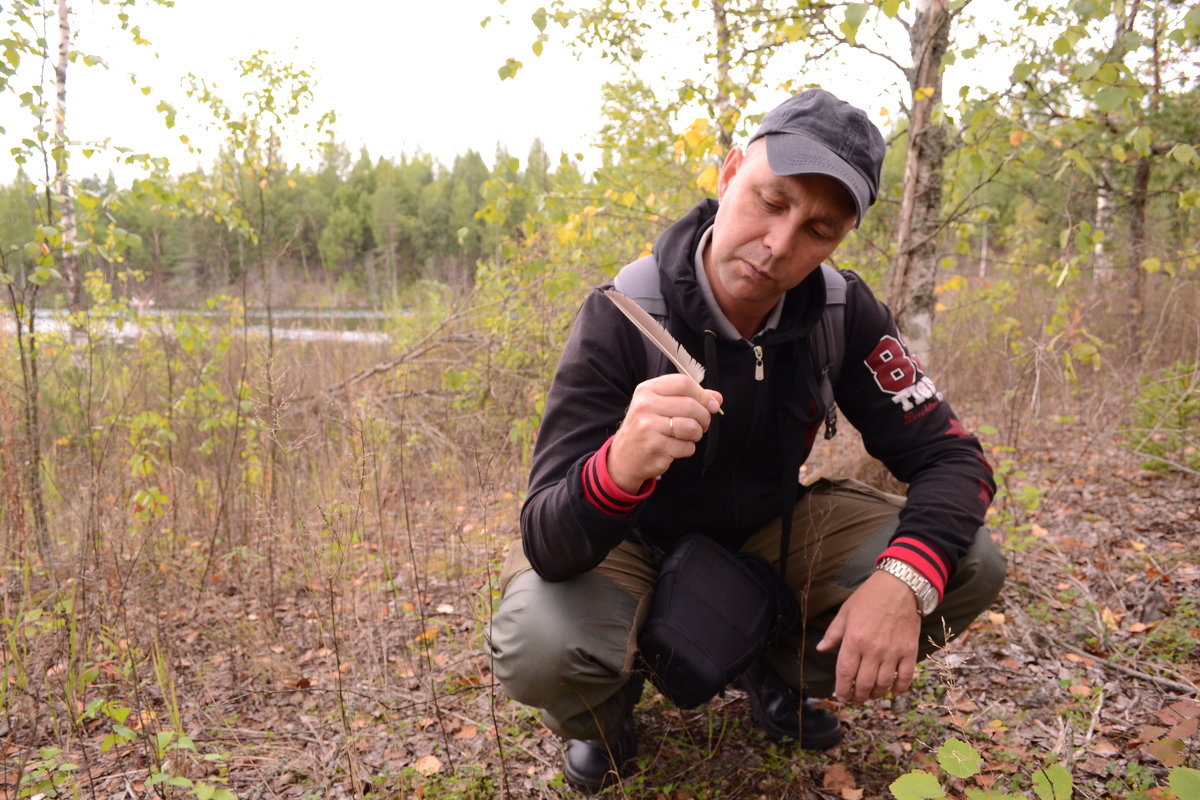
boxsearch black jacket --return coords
[520,200,995,591]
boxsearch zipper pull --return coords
[753,345,764,381]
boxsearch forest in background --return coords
[1,0,1199,798]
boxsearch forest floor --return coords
[3,401,1198,800]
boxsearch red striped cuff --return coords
[877,536,949,600]
[581,436,655,516]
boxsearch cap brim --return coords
[762,132,870,227]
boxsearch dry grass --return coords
[1,269,1197,799]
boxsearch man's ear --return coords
[716,147,744,201]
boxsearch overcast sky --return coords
[1,0,1016,184]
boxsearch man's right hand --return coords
[606,374,723,494]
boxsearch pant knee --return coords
[953,527,1007,612]
[487,569,639,710]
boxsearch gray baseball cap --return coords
[747,88,885,226]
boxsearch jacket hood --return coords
[653,199,829,344]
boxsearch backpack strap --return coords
[613,254,667,319]
[812,264,847,440]
[615,257,846,415]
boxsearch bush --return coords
[1123,359,1200,474]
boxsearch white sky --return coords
[1,0,1019,185]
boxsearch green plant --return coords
[975,425,1046,551]
[889,734,1200,800]
[16,747,78,799]
[1123,359,1200,474]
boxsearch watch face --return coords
[920,592,938,615]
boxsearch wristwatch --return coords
[875,557,939,616]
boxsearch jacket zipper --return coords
[753,345,764,381]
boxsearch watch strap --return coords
[875,557,939,616]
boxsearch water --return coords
[4,306,397,344]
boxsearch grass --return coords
[1,271,1198,799]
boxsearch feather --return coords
[603,288,705,384]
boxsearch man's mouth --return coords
[741,259,770,282]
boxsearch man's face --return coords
[705,140,857,330]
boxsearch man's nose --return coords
[763,219,797,259]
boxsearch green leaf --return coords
[890,770,947,800]
[1169,767,1200,800]
[497,58,523,80]
[1031,764,1072,800]
[1012,62,1034,82]
[938,738,983,779]
[1170,143,1197,165]
[841,3,869,42]
[531,6,547,31]
[881,0,903,18]
[1095,86,1126,112]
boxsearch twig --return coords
[1047,635,1200,697]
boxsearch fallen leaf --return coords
[415,755,442,775]
[1069,684,1092,697]
[842,790,865,800]
[1101,607,1122,630]
[987,611,1007,625]
[1148,737,1186,767]
[1127,622,1152,633]
[454,724,478,740]
[1169,716,1199,739]
[1093,740,1120,756]
[823,763,857,791]
[1031,523,1049,537]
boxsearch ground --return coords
[2,405,1197,800]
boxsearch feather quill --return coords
[603,288,706,384]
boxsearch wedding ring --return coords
[668,417,675,438]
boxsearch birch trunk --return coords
[1094,161,1115,283]
[55,0,82,318]
[886,0,950,371]
[711,0,735,152]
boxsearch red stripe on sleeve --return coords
[581,436,655,516]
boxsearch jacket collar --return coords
[653,199,828,344]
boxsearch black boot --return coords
[562,712,638,794]
[561,677,643,794]
[733,658,843,750]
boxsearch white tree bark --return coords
[55,0,82,317]
[886,0,950,371]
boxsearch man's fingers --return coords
[894,659,916,696]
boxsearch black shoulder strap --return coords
[813,264,847,440]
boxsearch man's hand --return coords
[815,570,923,704]
[606,374,723,493]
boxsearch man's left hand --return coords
[815,571,922,704]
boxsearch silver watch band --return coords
[875,557,939,616]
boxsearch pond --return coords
[5,306,398,345]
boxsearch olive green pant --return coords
[487,478,1006,741]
